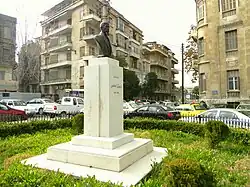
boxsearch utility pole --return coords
[181,43,185,104]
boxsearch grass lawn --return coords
[0,128,249,186]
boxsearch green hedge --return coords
[0,117,249,145]
[0,119,72,138]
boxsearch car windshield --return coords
[130,103,138,109]
[237,105,250,110]
[13,101,26,106]
[193,105,206,110]
[43,99,54,103]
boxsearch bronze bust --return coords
[95,21,112,57]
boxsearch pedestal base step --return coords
[22,147,167,187]
[47,138,153,172]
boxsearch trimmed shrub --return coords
[72,114,84,134]
[205,120,230,148]
[0,119,72,138]
[124,118,205,136]
[161,159,216,187]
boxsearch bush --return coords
[161,159,216,187]
[124,118,205,136]
[205,121,230,148]
[72,114,84,134]
[0,119,72,138]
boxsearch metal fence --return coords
[1,113,250,129]
[181,116,250,129]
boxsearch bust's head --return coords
[100,21,110,35]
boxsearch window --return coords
[80,27,84,39]
[0,71,5,80]
[225,30,237,52]
[80,46,85,57]
[117,18,125,32]
[199,73,206,92]
[66,52,71,61]
[219,111,238,119]
[221,0,236,12]
[77,98,84,105]
[4,27,11,39]
[45,56,49,65]
[89,47,95,56]
[198,37,204,56]
[197,0,205,21]
[80,66,84,77]
[3,48,10,61]
[50,54,58,64]
[227,70,239,90]
[66,69,71,79]
[0,104,9,111]
[137,106,148,112]
[200,110,218,118]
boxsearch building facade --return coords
[142,42,179,101]
[40,0,147,98]
[0,13,17,92]
[195,0,250,106]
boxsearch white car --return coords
[0,99,36,116]
[27,98,58,115]
[181,108,250,128]
[123,102,139,114]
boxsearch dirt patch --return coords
[4,153,33,170]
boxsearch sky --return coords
[0,0,197,87]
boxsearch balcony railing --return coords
[43,24,72,38]
[41,78,71,85]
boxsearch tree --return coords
[18,40,41,92]
[113,56,141,100]
[184,25,199,83]
[192,86,199,99]
[142,72,158,99]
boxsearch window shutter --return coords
[238,76,240,90]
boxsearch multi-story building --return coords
[40,0,147,98]
[142,42,179,101]
[0,13,17,92]
[195,0,250,106]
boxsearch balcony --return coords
[41,78,71,86]
[157,75,168,81]
[130,51,140,59]
[172,57,178,64]
[41,60,71,70]
[81,14,101,24]
[171,68,179,74]
[129,38,140,46]
[49,41,72,53]
[116,45,128,54]
[43,24,72,39]
[150,61,168,69]
[172,80,179,84]
[116,29,129,39]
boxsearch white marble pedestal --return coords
[22,58,167,186]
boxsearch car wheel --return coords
[61,111,67,118]
[38,108,43,115]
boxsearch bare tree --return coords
[17,39,41,92]
[184,25,199,83]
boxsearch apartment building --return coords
[142,42,179,101]
[40,0,147,98]
[195,0,250,106]
[0,13,17,92]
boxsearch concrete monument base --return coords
[22,57,167,186]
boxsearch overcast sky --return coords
[0,0,197,87]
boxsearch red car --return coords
[0,103,28,121]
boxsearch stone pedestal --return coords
[23,57,167,186]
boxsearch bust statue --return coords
[95,21,112,57]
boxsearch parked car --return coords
[175,104,206,117]
[0,99,36,116]
[27,98,58,115]
[44,97,84,116]
[123,102,139,114]
[124,104,181,120]
[236,104,250,117]
[181,108,250,128]
[0,103,28,121]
